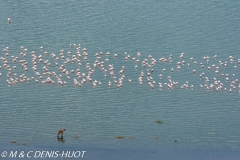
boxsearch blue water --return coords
[0,0,240,151]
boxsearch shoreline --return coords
[1,142,240,160]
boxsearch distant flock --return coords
[0,43,239,95]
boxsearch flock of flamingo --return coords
[0,43,239,94]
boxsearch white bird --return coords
[108,80,112,87]
[137,52,141,57]
[128,78,132,83]
[8,18,11,24]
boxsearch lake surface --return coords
[0,0,240,152]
